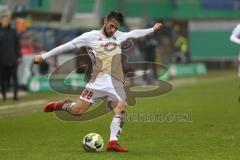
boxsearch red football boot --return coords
[43,101,69,112]
[106,140,128,152]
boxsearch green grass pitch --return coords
[0,71,239,160]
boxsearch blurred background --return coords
[0,0,239,99]
[1,2,240,159]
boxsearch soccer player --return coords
[34,11,162,152]
[230,24,240,77]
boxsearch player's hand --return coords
[153,23,162,31]
[34,55,43,64]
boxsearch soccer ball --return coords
[82,133,104,152]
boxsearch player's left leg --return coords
[44,87,98,114]
[106,100,128,152]
[44,99,92,115]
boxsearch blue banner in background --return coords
[202,0,240,10]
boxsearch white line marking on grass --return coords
[0,100,47,110]
[222,136,235,140]
[171,76,233,87]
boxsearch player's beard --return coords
[103,26,112,37]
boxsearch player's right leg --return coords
[106,100,128,152]
[44,99,91,115]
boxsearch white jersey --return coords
[41,28,154,102]
[41,28,154,81]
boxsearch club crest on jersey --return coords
[100,42,119,51]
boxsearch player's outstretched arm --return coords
[33,31,93,64]
[33,41,76,64]
[230,24,240,44]
[122,22,162,41]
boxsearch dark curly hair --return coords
[106,11,124,24]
